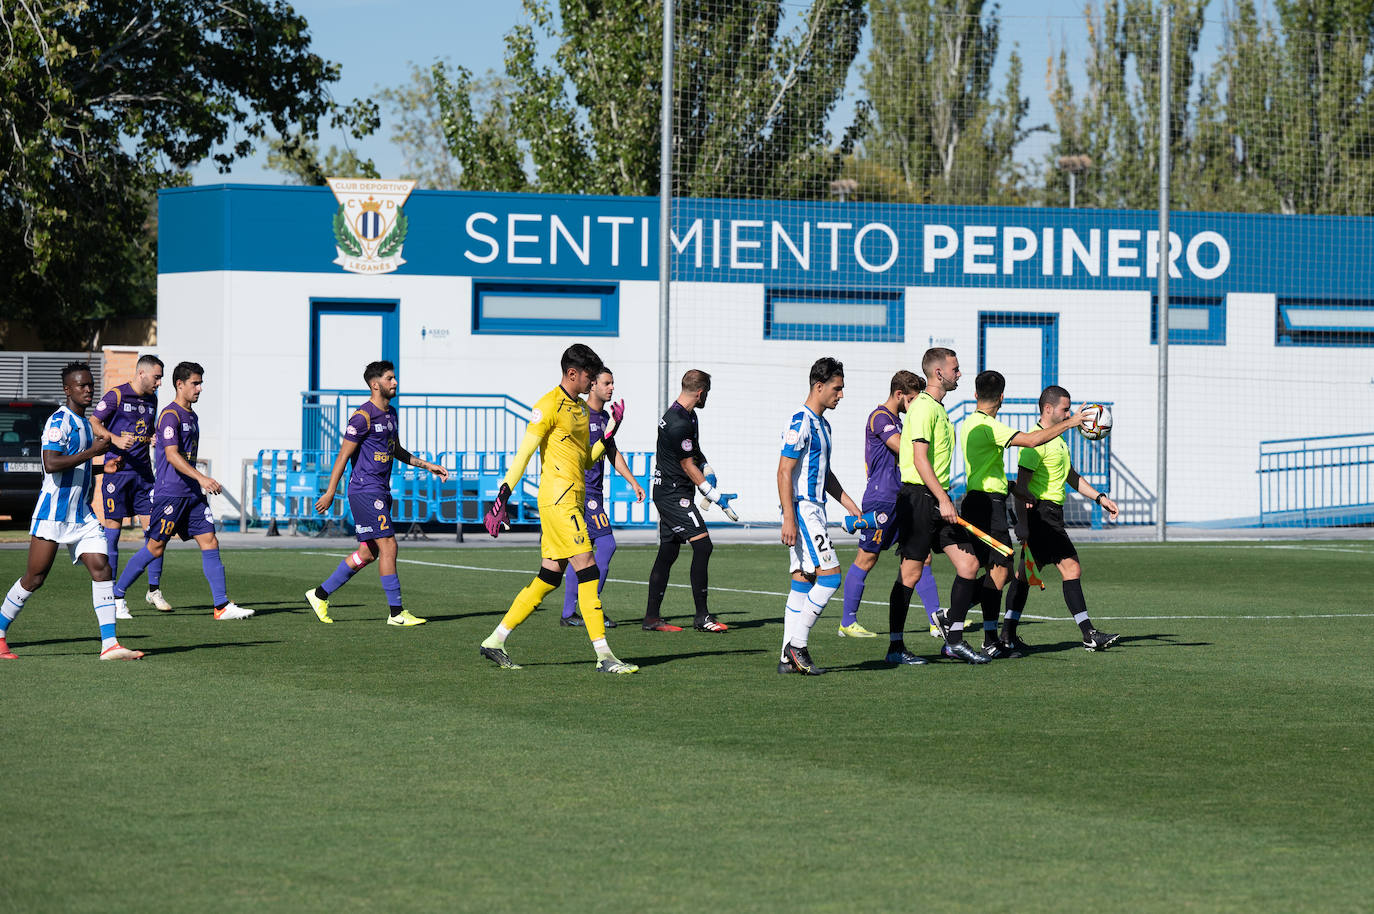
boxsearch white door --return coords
[316,313,383,389]
[982,324,1046,401]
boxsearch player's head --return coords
[890,369,923,409]
[172,361,205,402]
[1038,384,1072,422]
[975,370,1006,405]
[807,357,845,412]
[62,361,95,407]
[680,368,711,409]
[134,354,165,396]
[589,367,615,404]
[561,344,604,396]
[364,360,398,400]
[922,347,959,392]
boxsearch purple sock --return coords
[201,548,229,607]
[916,566,940,621]
[381,573,402,611]
[594,535,616,593]
[561,564,578,618]
[841,563,869,626]
[148,555,163,588]
[104,526,121,577]
[321,559,359,596]
[114,546,156,599]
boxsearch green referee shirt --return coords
[962,410,1018,495]
[900,391,954,488]
[1017,423,1071,504]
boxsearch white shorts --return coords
[29,517,108,564]
[788,500,839,575]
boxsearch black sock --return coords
[888,579,914,651]
[689,537,712,620]
[645,541,681,620]
[981,584,1003,644]
[1063,578,1093,635]
[946,575,977,644]
[1004,577,1030,637]
[315,586,329,600]
[390,605,404,618]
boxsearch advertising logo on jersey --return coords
[327,178,416,275]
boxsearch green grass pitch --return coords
[1,539,1372,912]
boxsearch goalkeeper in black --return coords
[641,369,737,632]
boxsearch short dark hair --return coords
[364,360,395,386]
[975,370,1005,401]
[1038,384,1071,412]
[809,357,844,386]
[922,347,956,378]
[136,354,164,372]
[596,367,613,380]
[172,361,204,386]
[890,370,923,395]
[681,369,711,393]
[561,343,603,378]
[61,361,91,383]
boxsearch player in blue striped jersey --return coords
[775,357,862,675]
[1,362,144,660]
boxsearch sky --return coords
[189,0,1230,187]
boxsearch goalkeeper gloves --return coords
[842,510,885,535]
[701,463,718,488]
[484,483,512,537]
[697,481,740,522]
[602,399,625,441]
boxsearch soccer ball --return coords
[1079,404,1113,441]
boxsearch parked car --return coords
[0,400,58,521]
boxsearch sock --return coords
[576,565,607,642]
[2,580,33,634]
[689,537,712,620]
[981,581,1003,643]
[945,575,978,644]
[321,558,361,597]
[201,549,229,607]
[93,579,118,650]
[1004,577,1029,637]
[104,526,122,577]
[1064,579,1093,635]
[915,565,940,622]
[888,579,914,652]
[114,546,156,599]
[783,579,813,658]
[841,562,869,627]
[591,636,613,660]
[794,570,840,648]
[594,535,616,593]
[484,624,513,648]
[561,563,579,618]
[381,573,403,616]
[498,566,561,632]
[645,541,681,620]
[148,555,163,589]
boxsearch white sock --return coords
[2,579,33,634]
[93,579,118,650]
[592,636,612,660]
[795,571,841,648]
[783,581,812,658]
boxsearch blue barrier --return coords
[1258,432,1374,527]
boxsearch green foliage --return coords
[331,206,363,257]
[375,61,471,190]
[266,132,379,186]
[0,0,374,348]
[376,211,408,258]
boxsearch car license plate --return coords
[3,461,41,473]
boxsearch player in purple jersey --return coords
[113,361,252,620]
[838,371,946,640]
[560,368,645,627]
[90,354,173,617]
[306,360,448,626]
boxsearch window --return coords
[472,282,619,336]
[1276,298,1374,348]
[764,289,903,342]
[1151,295,1226,345]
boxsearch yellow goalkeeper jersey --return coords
[502,385,606,507]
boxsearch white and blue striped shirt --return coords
[31,406,97,529]
[780,405,833,504]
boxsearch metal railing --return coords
[300,391,535,456]
[1258,432,1374,527]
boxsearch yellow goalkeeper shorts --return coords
[539,502,594,561]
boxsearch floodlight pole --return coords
[657,0,674,414]
[1156,1,1171,542]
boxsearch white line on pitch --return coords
[301,552,1374,621]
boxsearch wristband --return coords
[696,481,718,502]
[1095,493,1105,506]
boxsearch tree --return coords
[266,133,379,186]
[430,0,866,197]
[0,0,376,349]
[859,0,1043,204]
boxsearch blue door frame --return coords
[977,312,1059,390]
[307,300,400,448]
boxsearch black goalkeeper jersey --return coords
[653,401,706,492]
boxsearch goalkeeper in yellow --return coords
[479,344,638,674]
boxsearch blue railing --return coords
[947,398,1114,527]
[1258,432,1374,527]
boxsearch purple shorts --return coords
[101,472,154,521]
[584,491,613,541]
[348,490,395,542]
[856,500,898,554]
[147,495,216,542]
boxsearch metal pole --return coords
[1156,1,1171,542]
[657,0,674,414]
[1069,172,1076,209]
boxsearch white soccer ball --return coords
[1079,403,1113,441]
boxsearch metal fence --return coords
[1259,433,1374,527]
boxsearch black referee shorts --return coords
[959,490,1013,569]
[1027,501,1078,566]
[894,483,974,564]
